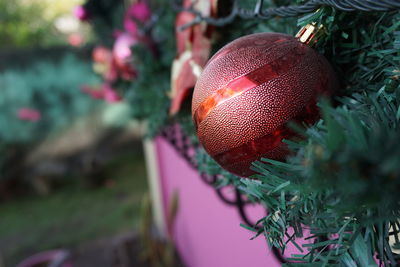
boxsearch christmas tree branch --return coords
[172,0,400,30]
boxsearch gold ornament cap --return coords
[295,23,325,46]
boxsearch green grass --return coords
[0,151,148,266]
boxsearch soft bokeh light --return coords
[20,0,84,20]
[1,0,89,48]
[54,15,80,34]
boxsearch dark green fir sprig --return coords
[240,92,399,265]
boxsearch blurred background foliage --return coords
[0,55,100,143]
[0,0,87,48]
[0,0,150,266]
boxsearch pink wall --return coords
[155,136,281,267]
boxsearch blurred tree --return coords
[0,54,100,143]
[0,0,84,48]
[0,54,101,196]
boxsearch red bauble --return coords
[192,33,339,177]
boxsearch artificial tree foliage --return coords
[82,0,400,265]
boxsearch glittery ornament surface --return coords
[192,33,339,177]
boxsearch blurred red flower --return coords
[103,84,122,103]
[92,46,112,64]
[124,1,152,36]
[81,84,122,103]
[17,108,41,122]
[68,33,84,47]
[112,33,138,81]
[73,5,90,21]
[81,85,105,100]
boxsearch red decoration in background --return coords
[81,85,105,100]
[91,33,138,83]
[81,84,122,103]
[112,33,138,81]
[80,1,154,102]
[124,1,152,36]
[103,84,122,103]
[67,33,84,47]
[92,46,112,63]
[169,0,219,115]
[17,108,41,122]
[73,6,90,21]
[92,46,117,82]
[192,33,339,177]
